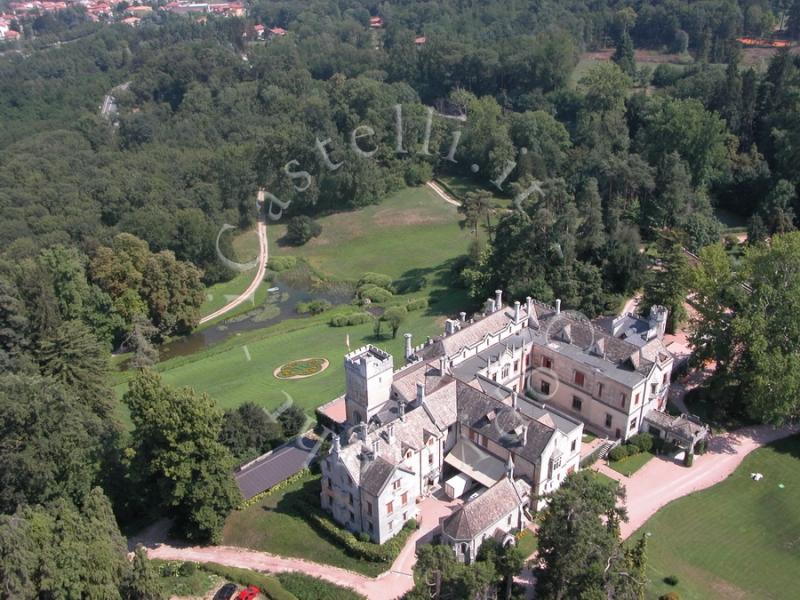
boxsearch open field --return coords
[115,185,473,415]
[637,434,800,600]
[268,185,474,280]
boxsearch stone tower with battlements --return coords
[344,345,394,425]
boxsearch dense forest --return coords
[3,0,800,595]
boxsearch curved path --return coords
[426,180,462,207]
[199,191,268,325]
[594,423,798,539]
[144,495,456,600]
[141,425,796,599]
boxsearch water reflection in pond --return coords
[156,275,354,362]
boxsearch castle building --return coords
[319,293,679,555]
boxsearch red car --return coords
[236,586,260,600]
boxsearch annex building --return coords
[318,292,678,559]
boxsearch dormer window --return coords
[405,449,413,459]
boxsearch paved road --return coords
[234,436,317,500]
[199,190,268,325]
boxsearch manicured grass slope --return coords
[608,451,654,477]
[639,435,800,600]
[223,472,389,577]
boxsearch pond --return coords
[155,274,354,362]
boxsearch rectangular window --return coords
[514,360,519,373]
[386,501,394,515]
[367,501,373,516]
[502,365,510,378]
[662,373,668,384]
[543,357,553,369]
[620,392,626,406]
[428,454,434,465]
[507,514,512,525]
[635,393,640,406]
[541,380,550,395]
[630,418,637,430]
[574,371,585,387]
[492,373,497,382]
[571,440,576,452]
[572,396,582,412]
[597,383,604,398]
[605,414,612,428]
[651,383,657,395]
[402,492,408,505]
[348,493,353,505]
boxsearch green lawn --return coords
[608,451,654,477]
[517,529,538,558]
[114,185,474,415]
[587,470,620,491]
[223,472,389,577]
[637,434,800,600]
[435,173,509,209]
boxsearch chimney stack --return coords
[459,311,467,322]
[495,289,503,311]
[399,401,406,422]
[331,434,341,455]
[486,298,496,313]
[404,333,413,359]
[416,382,425,404]
[439,356,449,375]
[513,300,521,323]
[506,454,515,480]
[522,424,528,446]
[555,298,561,315]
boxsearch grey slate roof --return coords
[442,477,528,540]
[359,455,398,496]
[456,380,555,464]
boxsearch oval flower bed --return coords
[273,357,329,380]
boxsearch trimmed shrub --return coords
[684,452,694,467]
[608,445,630,462]
[330,312,373,327]
[201,563,297,600]
[629,433,654,453]
[663,575,679,586]
[178,561,197,576]
[405,298,428,311]
[357,272,394,291]
[405,518,418,530]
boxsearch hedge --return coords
[196,563,297,600]
[268,256,298,272]
[302,504,417,563]
[607,445,631,462]
[330,312,373,327]
[277,573,366,600]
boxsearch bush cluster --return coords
[358,285,393,303]
[330,312,373,327]
[405,298,428,311]
[608,433,655,461]
[663,575,679,586]
[268,256,298,272]
[357,272,394,291]
[296,299,332,315]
